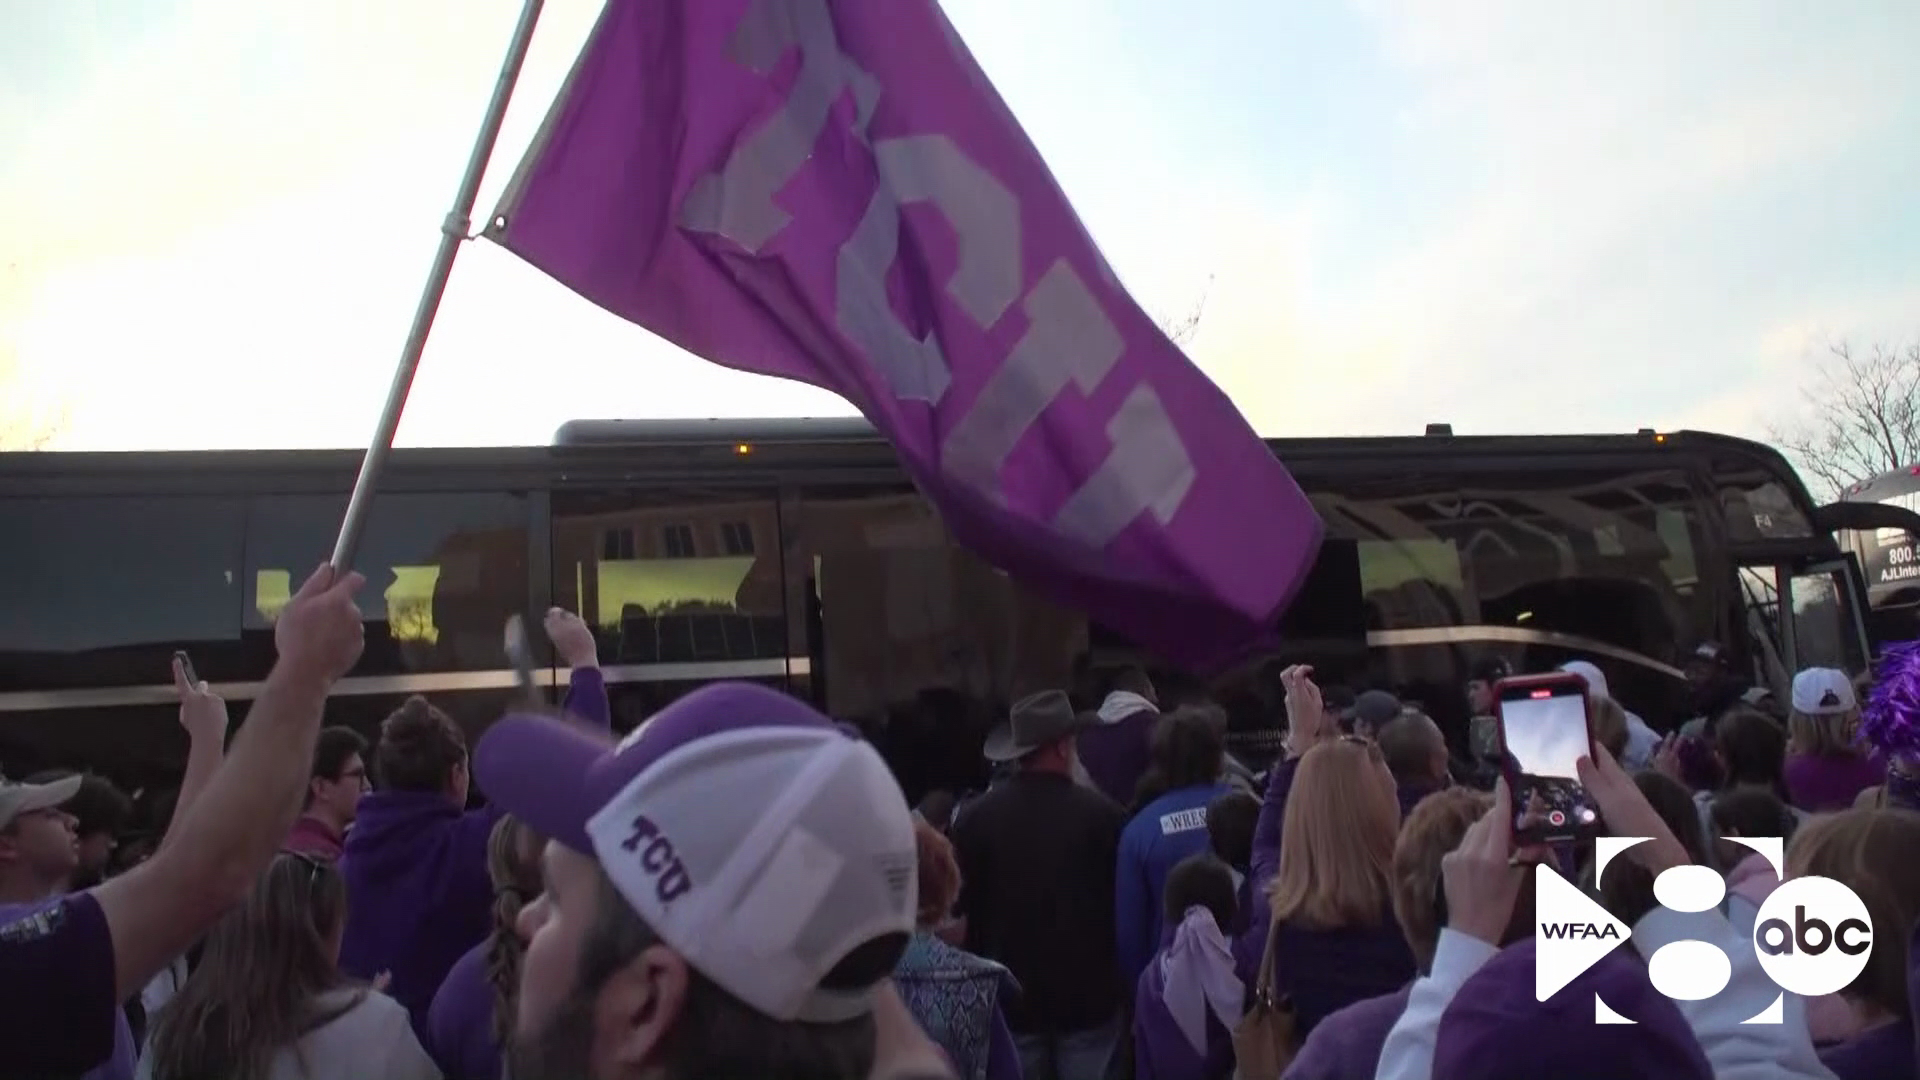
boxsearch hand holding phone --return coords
[172,650,199,689]
[172,650,228,742]
[1493,673,1602,846]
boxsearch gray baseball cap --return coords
[0,776,81,830]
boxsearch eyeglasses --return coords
[339,765,371,791]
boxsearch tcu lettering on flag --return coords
[489,0,1323,667]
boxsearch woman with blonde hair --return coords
[1254,736,1415,1041]
[1787,808,1920,1078]
[1287,786,1501,1080]
[424,815,542,1080]
[1783,668,1884,812]
[139,853,438,1080]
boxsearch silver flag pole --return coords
[330,0,547,571]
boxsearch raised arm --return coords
[456,607,608,843]
[91,564,365,1001]
[547,607,610,731]
[157,657,231,853]
[1250,666,1329,892]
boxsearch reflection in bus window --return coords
[550,489,789,676]
[1790,570,1867,676]
[255,567,446,642]
[243,492,530,676]
[1313,469,1710,659]
[791,485,1086,721]
[1715,456,1815,541]
[0,496,247,690]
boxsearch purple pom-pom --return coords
[1859,639,1920,760]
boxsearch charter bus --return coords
[0,420,1875,792]
[1837,464,1920,643]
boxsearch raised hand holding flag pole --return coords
[486,0,1325,668]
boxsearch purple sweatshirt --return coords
[1281,985,1411,1080]
[1784,751,1885,813]
[340,667,610,1035]
[1078,693,1159,807]
[1240,756,1302,987]
[426,943,501,1080]
[1267,914,1415,1038]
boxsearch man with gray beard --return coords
[472,681,951,1080]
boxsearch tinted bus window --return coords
[243,492,531,677]
[789,484,1087,722]
[1713,455,1815,542]
[1311,467,1713,700]
[0,496,246,691]
[551,487,791,733]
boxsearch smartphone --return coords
[172,650,199,687]
[1493,673,1602,845]
[502,615,541,708]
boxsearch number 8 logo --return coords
[1597,836,1873,1024]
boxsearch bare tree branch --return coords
[1156,274,1214,347]
[0,407,66,451]
[1769,338,1920,499]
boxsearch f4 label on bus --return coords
[1536,836,1873,1023]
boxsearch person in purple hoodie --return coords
[340,607,610,1035]
[424,815,543,1080]
[1076,667,1161,807]
[1132,855,1241,1080]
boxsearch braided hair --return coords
[484,816,544,1054]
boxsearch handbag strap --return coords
[1253,913,1284,1003]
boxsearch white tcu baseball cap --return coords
[475,682,918,1024]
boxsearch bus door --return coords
[1739,556,1872,686]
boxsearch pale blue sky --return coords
[3,0,1917,451]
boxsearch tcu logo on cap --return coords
[620,814,692,904]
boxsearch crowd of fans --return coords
[2,561,1917,1079]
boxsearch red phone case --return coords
[1491,673,1598,843]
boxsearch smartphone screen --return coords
[1495,676,1601,845]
